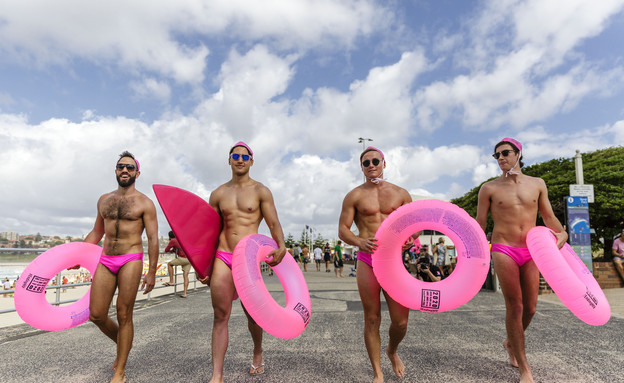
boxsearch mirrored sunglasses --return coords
[231,153,251,161]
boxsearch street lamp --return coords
[358,137,373,152]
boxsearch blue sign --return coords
[566,196,592,271]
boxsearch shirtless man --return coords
[338,146,415,383]
[476,138,567,383]
[203,141,287,383]
[78,151,159,383]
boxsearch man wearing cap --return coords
[476,138,567,383]
[73,150,159,383]
[202,141,287,382]
[338,146,417,382]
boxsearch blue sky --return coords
[1,0,623,240]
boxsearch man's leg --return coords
[166,263,174,284]
[356,261,384,383]
[242,303,264,375]
[383,291,409,378]
[209,260,236,383]
[613,258,624,281]
[89,264,119,344]
[111,260,143,383]
[182,268,189,297]
[492,252,534,383]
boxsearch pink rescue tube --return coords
[14,242,102,331]
[232,234,311,339]
[526,226,610,326]
[373,200,490,312]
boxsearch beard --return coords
[116,173,137,187]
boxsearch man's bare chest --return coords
[101,196,141,221]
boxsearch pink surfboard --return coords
[153,184,222,281]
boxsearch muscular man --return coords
[476,138,567,383]
[338,146,415,383]
[79,151,159,383]
[203,141,287,382]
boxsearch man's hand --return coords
[198,275,211,285]
[141,272,156,294]
[265,246,287,267]
[358,237,378,253]
[553,230,569,250]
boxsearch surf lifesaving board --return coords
[153,184,221,281]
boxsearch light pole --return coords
[358,138,373,182]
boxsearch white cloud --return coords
[415,0,624,131]
[130,78,172,103]
[0,0,391,85]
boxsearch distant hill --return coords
[451,146,624,257]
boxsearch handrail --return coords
[0,269,205,315]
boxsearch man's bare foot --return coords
[386,347,405,378]
[110,372,126,383]
[503,339,518,368]
[519,371,535,383]
[373,374,384,383]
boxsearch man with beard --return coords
[72,151,158,383]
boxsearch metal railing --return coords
[1,268,206,315]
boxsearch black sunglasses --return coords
[492,149,515,159]
[116,163,136,171]
[231,153,251,161]
[362,158,381,167]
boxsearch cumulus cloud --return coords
[415,0,624,131]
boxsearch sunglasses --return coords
[116,163,136,171]
[361,158,381,167]
[231,153,251,161]
[492,149,516,159]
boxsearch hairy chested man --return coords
[476,138,567,383]
[202,141,287,383]
[75,151,159,383]
[339,147,417,383]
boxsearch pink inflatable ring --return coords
[373,200,490,312]
[232,234,311,339]
[526,226,610,326]
[14,242,102,331]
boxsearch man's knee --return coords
[364,312,382,328]
[89,311,109,325]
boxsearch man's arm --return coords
[141,197,159,294]
[338,191,376,253]
[85,196,105,245]
[475,184,491,232]
[259,186,287,267]
[537,179,568,249]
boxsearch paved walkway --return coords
[2,268,623,382]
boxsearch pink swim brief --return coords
[99,252,143,275]
[491,244,532,267]
[357,251,373,268]
[216,250,233,269]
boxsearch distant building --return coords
[0,231,19,241]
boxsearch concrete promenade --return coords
[2,268,623,383]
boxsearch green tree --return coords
[299,229,310,248]
[452,146,624,258]
[313,233,327,249]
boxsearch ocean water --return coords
[0,253,38,283]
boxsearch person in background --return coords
[163,231,191,298]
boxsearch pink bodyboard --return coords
[153,184,222,281]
